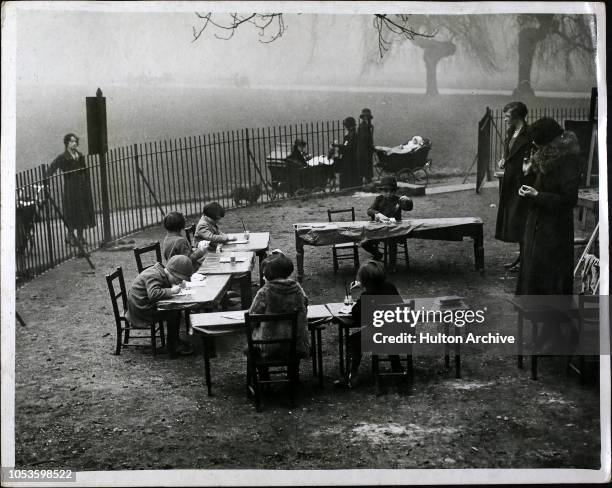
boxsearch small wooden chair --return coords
[372,300,415,395]
[327,208,360,273]
[382,238,410,270]
[134,241,162,273]
[105,267,165,356]
[185,223,196,246]
[244,311,300,412]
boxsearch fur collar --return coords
[530,131,580,174]
[264,279,302,294]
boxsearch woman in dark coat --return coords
[495,102,533,271]
[356,108,375,184]
[337,117,360,189]
[516,117,580,296]
[46,133,96,246]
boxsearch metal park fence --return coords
[15,120,344,282]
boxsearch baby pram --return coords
[374,137,432,186]
[16,184,45,255]
[266,143,337,197]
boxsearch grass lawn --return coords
[14,186,600,470]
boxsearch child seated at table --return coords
[335,260,404,389]
[249,254,310,361]
[126,255,194,358]
[162,211,209,272]
[194,202,237,250]
[361,175,414,272]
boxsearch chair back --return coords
[244,311,299,364]
[327,207,356,223]
[134,241,162,273]
[106,267,128,327]
[185,223,196,246]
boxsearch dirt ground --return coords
[14,185,600,471]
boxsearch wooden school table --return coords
[157,274,232,312]
[293,218,484,281]
[197,251,255,309]
[220,232,270,285]
[326,297,469,384]
[190,304,334,396]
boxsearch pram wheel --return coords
[398,167,429,186]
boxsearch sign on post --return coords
[86,88,111,243]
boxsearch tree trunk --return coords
[513,15,555,96]
[416,39,456,96]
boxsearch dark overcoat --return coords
[516,149,580,295]
[495,126,533,242]
[356,121,374,182]
[47,150,96,231]
[338,128,360,189]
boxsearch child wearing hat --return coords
[162,211,209,271]
[362,175,413,272]
[194,202,237,250]
[126,255,194,358]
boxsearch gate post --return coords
[476,107,492,193]
[86,88,111,243]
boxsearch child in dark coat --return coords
[361,176,414,271]
[249,254,310,360]
[162,211,209,272]
[126,255,194,358]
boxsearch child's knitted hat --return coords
[166,255,192,281]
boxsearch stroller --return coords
[266,143,337,197]
[16,184,45,255]
[374,137,432,186]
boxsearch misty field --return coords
[16,85,590,175]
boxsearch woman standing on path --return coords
[516,117,580,352]
[495,101,533,271]
[356,108,375,184]
[46,133,96,248]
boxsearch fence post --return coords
[86,88,111,244]
[134,143,144,229]
[476,107,492,193]
[41,163,56,266]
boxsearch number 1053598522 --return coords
[1,468,75,482]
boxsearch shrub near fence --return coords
[15,121,343,283]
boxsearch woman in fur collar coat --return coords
[516,117,581,296]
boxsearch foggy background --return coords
[15,9,597,171]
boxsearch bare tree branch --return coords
[192,12,285,44]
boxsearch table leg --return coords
[338,322,345,378]
[310,329,317,377]
[201,336,213,396]
[473,227,485,274]
[344,326,351,381]
[317,328,324,387]
[444,322,450,368]
[240,272,253,309]
[295,230,305,282]
[256,250,267,287]
[517,312,524,369]
[531,321,538,380]
[454,325,461,379]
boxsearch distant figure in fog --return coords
[356,108,375,184]
[336,116,360,189]
[46,133,96,248]
[495,101,533,272]
[285,138,309,169]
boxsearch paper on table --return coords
[219,257,246,263]
[339,305,353,315]
[186,281,207,288]
[176,289,194,296]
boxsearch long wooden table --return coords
[190,305,334,395]
[327,297,469,385]
[294,218,484,280]
[197,251,255,309]
[219,232,270,285]
[157,275,232,311]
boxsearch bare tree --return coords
[192,13,286,43]
[513,14,596,96]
